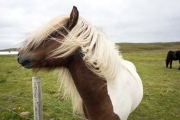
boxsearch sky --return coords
[0,0,180,50]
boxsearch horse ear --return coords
[67,6,79,30]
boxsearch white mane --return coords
[22,15,124,115]
[20,15,69,51]
[53,17,123,80]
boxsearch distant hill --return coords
[0,48,18,52]
[116,42,180,53]
[0,42,179,53]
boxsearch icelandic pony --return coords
[166,50,180,70]
[18,6,143,120]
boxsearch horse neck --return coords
[66,52,120,120]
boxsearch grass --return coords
[0,56,77,120]
[0,42,180,119]
[125,53,180,120]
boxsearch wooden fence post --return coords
[32,76,43,120]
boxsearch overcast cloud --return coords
[0,0,180,49]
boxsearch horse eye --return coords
[48,32,57,38]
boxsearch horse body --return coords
[18,6,143,120]
[107,60,143,120]
[166,50,180,70]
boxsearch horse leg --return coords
[170,60,172,69]
[178,60,180,70]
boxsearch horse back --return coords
[167,50,178,60]
[175,50,180,60]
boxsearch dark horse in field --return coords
[166,50,180,70]
[17,6,143,120]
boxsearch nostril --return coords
[18,55,33,68]
[21,60,31,66]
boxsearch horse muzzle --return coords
[17,53,33,69]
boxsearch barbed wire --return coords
[0,105,32,120]
[0,93,32,119]
[42,97,86,119]
[0,93,32,100]
[0,92,87,120]
[44,101,87,120]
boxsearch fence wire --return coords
[0,93,87,120]
[0,105,32,120]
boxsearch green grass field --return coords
[0,42,180,120]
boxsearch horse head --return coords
[18,6,79,70]
[165,59,169,68]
